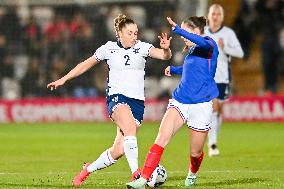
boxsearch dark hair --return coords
[114,14,135,37]
[182,16,207,52]
[182,16,207,34]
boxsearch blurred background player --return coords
[126,16,219,189]
[47,14,172,186]
[204,4,244,157]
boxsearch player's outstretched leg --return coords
[126,177,147,189]
[72,148,118,187]
[72,162,91,187]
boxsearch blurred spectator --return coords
[0,7,23,43]
[0,55,14,79]
[24,16,41,56]
[69,13,86,37]
[13,55,29,81]
[71,14,97,98]
[0,55,20,99]
[0,33,7,74]
[0,6,23,54]
[32,6,54,30]
[125,5,146,28]
[0,21,7,96]
[255,0,284,95]
[106,6,123,39]
[42,14,68,69]
[233,0,254,59]
[43,14,67,43]
[21,57,45,98]
[279,27,284,75]
[46,56,68,97]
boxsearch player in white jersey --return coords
[204,4,244,157]
[47,14,172,186]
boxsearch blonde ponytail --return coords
[113,14,135,38]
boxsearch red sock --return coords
[141,144,164,180]
[190,152,204,174]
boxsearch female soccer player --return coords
[205,4,244,157]
[47,14,172,186]
[126,16,219,189]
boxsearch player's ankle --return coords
[211,144,217,149]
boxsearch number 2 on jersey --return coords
[124,55,130,66]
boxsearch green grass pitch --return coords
[0,122,283,189]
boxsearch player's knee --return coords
[123,126,136,136]
[116,119,137,136]
[212,99,219,112]
[190,150,203,158]
[212,103,218,112]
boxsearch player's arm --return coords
[167,17,212,50]
[173,26,212,49]
[47,56,98,90]
[170,65,183,75]
[149,33,172,60]
[222,30,244,58]
[165,65,183,76]
[150,48,172,60]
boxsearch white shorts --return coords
[167,99,213,132]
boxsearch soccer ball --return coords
[147,164,167,187]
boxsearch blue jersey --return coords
[170,25,219,104]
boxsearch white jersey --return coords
[94,40,153,100]
[204,26,244,84]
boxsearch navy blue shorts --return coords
[217,83,230,100]
[106,94,145,125]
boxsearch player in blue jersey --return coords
[47,14,172,187]
[126,16,219,189]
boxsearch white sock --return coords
[123,136,138,174]
[217,114,222,133]
[208,112,218,146]
[87,149,117,172]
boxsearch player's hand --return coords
[47,78,66,91]
[166,17,177,30]
[218,38,224,49]
[158,33,172,50]
[165,66,171,76]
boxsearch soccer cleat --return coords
[126,177,147,189]
[130,169,141,181]
[208,147,220,157]
[184,172,197,187]
[72,162,91,187]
